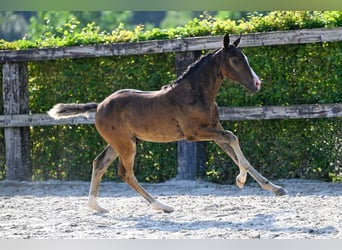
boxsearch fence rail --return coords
[1,27,342,180]
[1,27,342,63]
[0,103,341,128]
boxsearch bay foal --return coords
[48,34,287,213]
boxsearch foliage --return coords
[160,11,194,29]
[0,11,248,42]
[0,11,341,183]
[0,11,30,41]
[27,11,133,41]
[1,11,340,49]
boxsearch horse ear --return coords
[233,33,242,47]
[223,33,230,49]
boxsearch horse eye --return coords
[232,58,239,65]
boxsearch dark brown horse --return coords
[48,34,287,213]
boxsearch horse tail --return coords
[48,102,98,120]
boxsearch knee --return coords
[117,163,137,183]
[117,164,126,180]
[93,159,105,176]
[93,158,101,171]
[118,162,135,182]
[225,131,239,144]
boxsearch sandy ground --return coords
[0,178,341,239]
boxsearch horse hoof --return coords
[89,205,109,213]
[88,196,109,213]
[235,173,246,188]
[236,176,245,189]
[275,187,288,196]
[236,180,244,189]
[163,207,175,213]
[152,200,174,213]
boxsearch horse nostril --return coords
[255,79,262,90]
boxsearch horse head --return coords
[221,34,262,93]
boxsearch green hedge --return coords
[0,11,341,182]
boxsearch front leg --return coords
[195,126,287,196]
[217,131,287,196]
[215,140,248,188]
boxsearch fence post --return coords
[175,51,207,179]
[2,62,31,180]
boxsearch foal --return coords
[48,34,287,213]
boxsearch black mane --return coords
[162,48,222,89]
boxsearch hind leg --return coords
[88,145,117,213]
[117,141,174,213]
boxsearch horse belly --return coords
[130,117,184,143]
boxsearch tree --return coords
[160,11,193,29]
[215,11,250,21]
[0,11,30,41]
[27,11,133,40]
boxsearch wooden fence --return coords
[1,27,342,180]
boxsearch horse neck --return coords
[176,49,224,103]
